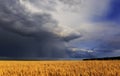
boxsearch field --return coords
[0,61,119,76]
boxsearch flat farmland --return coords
[0,60,119,76]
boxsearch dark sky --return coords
[0,0,120,59]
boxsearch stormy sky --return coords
[0,0,120,59]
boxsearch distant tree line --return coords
[83,56,120,60]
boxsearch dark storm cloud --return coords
[0,28,68,58]
[62,34,81,42]
[0,0,78,58]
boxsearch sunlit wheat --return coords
[0,61,119,76]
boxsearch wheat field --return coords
[0,61,119,76]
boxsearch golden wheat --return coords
[0,61,119,76]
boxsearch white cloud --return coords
[71,48,94,52]
[18,0,111,38]
[51,0,111,38]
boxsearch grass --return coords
[0,60,119,76]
